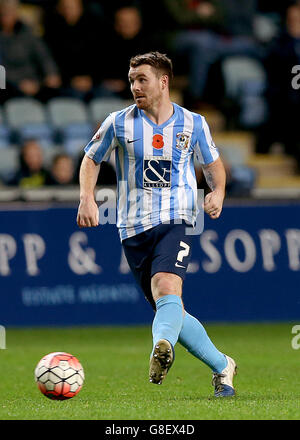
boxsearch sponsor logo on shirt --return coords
[143,156,171,188]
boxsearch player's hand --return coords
[77,198,99,228]
[203,190,224,219]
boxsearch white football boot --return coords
[212,355,237,397]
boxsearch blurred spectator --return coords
[8,138,50,187]
[0,0,61,103]
[43,0,107,102]
[255,2,300,171]
[162,0,261,107]
[100,5,154,99]
[46,153,76,185]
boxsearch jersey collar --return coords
[139,103,177,129]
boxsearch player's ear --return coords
[160,74,169,90]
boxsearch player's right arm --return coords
[77,113,117,228]
[77,155,100,228]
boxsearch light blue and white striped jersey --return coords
[84,102,219,241]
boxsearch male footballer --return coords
[77,52,237,397]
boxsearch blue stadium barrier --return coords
[0,202,299,326]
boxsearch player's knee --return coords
[151,272,182,301]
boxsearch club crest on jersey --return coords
[176,132,190,151]
[143,156,171,188]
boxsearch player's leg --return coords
[179,312,227,372]
[122,227,184,385]
[178,312,237,397]
[151,272,183,349]
[148,222,237,395]
[148,221,192,384]
[149,272,183,384]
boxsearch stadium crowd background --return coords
[0,0,300,199]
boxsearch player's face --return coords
[128,65,163,110]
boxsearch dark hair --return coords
[129,51,173,84]
[52,153,73,166]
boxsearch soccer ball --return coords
[34,352,84,400]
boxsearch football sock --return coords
[178,312,227,373]
[152,295,183,353]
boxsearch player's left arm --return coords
[202,157,226,219]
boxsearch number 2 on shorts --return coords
[177,241,190,262]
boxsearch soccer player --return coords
[77,52,237,397]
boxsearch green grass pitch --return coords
[0,323,299,420]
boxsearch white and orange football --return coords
[34,352,84,400]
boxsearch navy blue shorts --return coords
[122,221,193,309]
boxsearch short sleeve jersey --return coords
[84,102,219,241]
